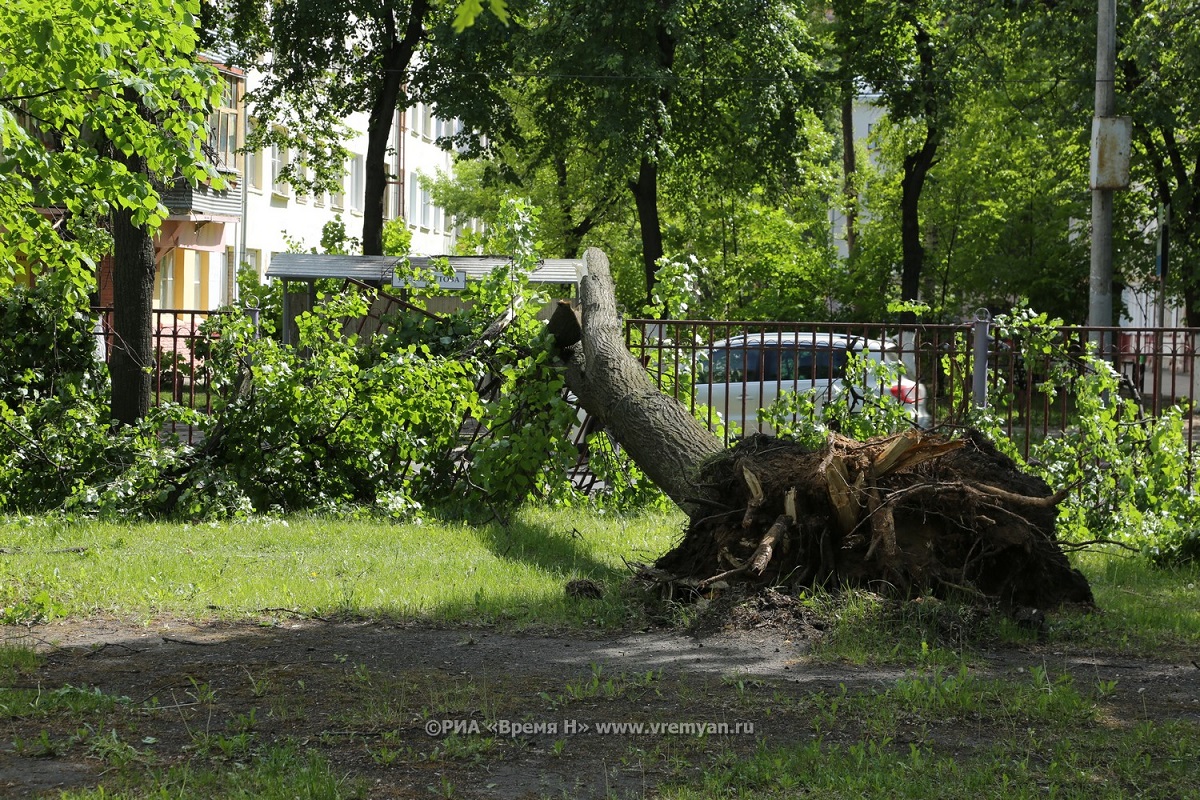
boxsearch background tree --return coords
[833,0,975,319]
[1120,0,1200,324]
[224,0,445,256]
[1,0,220,424]
[420,0,828,309]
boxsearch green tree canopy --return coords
[0,0,218,303]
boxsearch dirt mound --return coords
[653,430,1093,609]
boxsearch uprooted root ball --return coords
[652,430,1093,609]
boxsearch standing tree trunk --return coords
[630,156,666,310]
[109,159,156,426]
[841,87,859,258]
[361,0,430,256]
[899,125,939,321]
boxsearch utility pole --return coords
[1088,0,1117,353]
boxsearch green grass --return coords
[2,508,1198,800]
[1065,550,1200,650]
[806,551,1199,663]
[0,507,683,627]
[661,719,1200,799]
[58,744,360,800]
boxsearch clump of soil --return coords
[654,429,1094,610]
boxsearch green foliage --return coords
[584,432,672,512]
[822,349,915,440]
[0,393,193,517]
[759,347,916,445]
[0,0,219,296]
[758,389,826,450]
[452,0,509,33]
[233,265,283,340]
[0,286,105,405]
[381,218,412,258]
[453,199,581,510]
[984,310,1200,565]
[643,254,704,320]
[193,290,475,517]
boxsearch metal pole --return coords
[235,76,250,305]
[973,308,991,409]
[1088,0,1117,355]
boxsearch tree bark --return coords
[841,87,858,258]
[631,155,665,311]
[899,125,939,322]
[110,169,156,426]
[361,0,430,256]
[560,248,722,515]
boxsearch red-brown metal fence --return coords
[89,309,1200,461]
[624,318,1200,457]
[93,308,228,443]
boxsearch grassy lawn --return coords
[0,508,684,628]
[1,509,1198,799]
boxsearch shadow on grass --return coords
[472,515,630,581]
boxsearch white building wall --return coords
[403,101,460,256]
[234,71,465,294]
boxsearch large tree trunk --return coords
[361,0,430,256]
[560,248,722,515]
[841,87,859,258]
[630,156,665,310]
[899,125,939,321]
[110,189,156,426]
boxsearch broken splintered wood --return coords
[741,465,765,529]
[823,455,860,534]
[864,484,898,562]
[748,513,791,576]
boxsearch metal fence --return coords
[89,308,1200,459]
[624,317,1200,457]
[93,309,227,443]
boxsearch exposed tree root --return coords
[651,429,1094,610]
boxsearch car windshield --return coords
[700,343,849,383]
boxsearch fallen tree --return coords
[554,248,1093,609]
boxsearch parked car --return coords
[694,332,932,435]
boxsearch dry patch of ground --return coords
[2,612,1198,798]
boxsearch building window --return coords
[408,172,418,228]
[195,252,208,309]
[158,250,177,308]
[270,133,289,197]
[208,73,241,172]
[246,120,262,192]
[296,157,309,204]
[420,185,433,229]
[349,154,365,213]
[331,171,345,210]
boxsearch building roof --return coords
[266,254,583,285]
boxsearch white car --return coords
[694,332,932,436]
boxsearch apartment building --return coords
[147,62,467,313]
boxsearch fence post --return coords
[972,308,991,409]
[245,300,260,369]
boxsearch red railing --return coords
[624,319,1200,457]
[88,310,1200,462]
[93,309,230,443]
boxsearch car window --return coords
[703,345,760,383]
[703,343,848,383]
[778,345,848,380]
